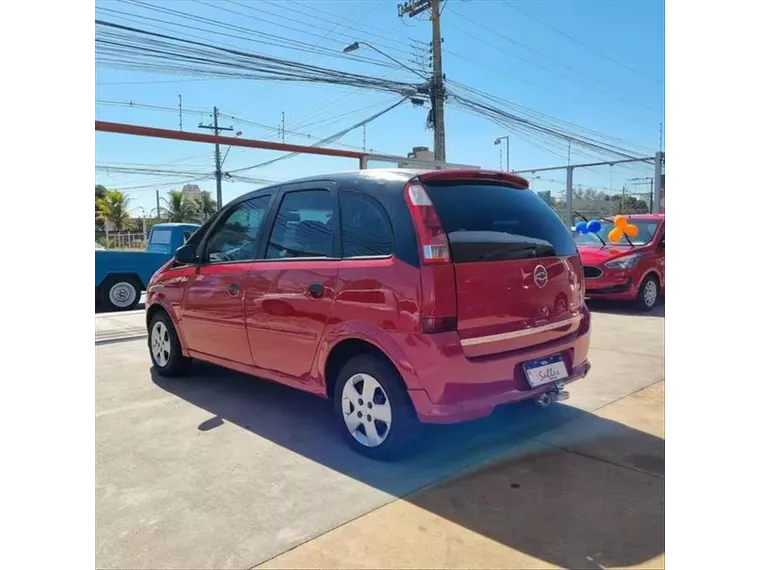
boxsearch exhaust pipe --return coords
[535,381,570,408]
[536,393,553,408]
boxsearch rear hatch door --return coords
[422,177,585,358]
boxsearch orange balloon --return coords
[608,227,623,242]
[614,215,627,229]
[624,224,639,237]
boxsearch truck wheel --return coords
[636,275,659,311]
[333,354,421,461]
[100,276,141,311]
[148,311,190,377]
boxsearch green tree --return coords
[96,189,133,231]
[195,190,218,221]
[162,190,199,222]
[611,194,650,214]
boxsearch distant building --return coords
[182,184,202,200]
[537,190,552,205]
[397,146,435,168]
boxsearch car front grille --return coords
[583,266,603,279]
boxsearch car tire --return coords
[100,276,141,311]
[636,274,659,311]
[148,311,191,377]
[333,353,421,461]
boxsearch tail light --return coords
[404,183,450,264]
[404,181,457,334]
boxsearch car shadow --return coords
[587,298,665,318]
[151,363,664,569]
[95,294,147,314]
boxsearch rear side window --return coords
[266,190,335,259]
[423,182,577,262]
[340,192,393,257]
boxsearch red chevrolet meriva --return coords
[145,169,591,459]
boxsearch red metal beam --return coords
[95,120,366,161]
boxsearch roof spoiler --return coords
[417,169,529,189]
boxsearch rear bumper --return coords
[409,361,590,423]
[399,323,592,424]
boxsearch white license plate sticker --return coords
[523,354,569,388]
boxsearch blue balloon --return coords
[575,221,588,234]
[587,219,602,233]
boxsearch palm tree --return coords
[96,189,133,231]
[196,190,218,221]
[162,190,199,223]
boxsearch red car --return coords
[576,214,665,311]
[145,169,591,459]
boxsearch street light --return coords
[221,130,243,170]
[494,136,510,172]
[342,41,429,80]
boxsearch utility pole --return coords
[155,190,161,221]
[362,124,367,152]
[430,0,445,162]
[398,0,445,161]
[198,107,235,209]
[659,122,663,153]
[281,111,285,143]
[178,95,183,131]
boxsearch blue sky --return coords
[95,0,665,213]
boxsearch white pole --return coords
[653,152,664,213]
[566,166,574,227]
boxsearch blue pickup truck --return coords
[95,223,200,311]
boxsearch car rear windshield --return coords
[423,182,577,263]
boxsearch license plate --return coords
[522,354,569,388]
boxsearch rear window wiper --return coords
[574,211,606,246]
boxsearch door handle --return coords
[228,283,240,296]
[307,283,325,298]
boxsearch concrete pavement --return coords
[95,302,664,569]
[260,381,664,570]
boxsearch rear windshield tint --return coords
[423,182,577,262]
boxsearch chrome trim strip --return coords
[460,314,582,347]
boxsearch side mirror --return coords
[174,244,198,265]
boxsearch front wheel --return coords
[636,275,660,311]
[148,311,191,377]
[333,354,421,461]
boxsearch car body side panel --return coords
[245,261,339,388]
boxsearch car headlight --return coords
[605,253,643,270]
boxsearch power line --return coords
[503,0,663,85]
[198,106,237,208]
[94,8,656,169]
[446,6,662,113]
[96,97,397,153]
[229,97,411,173]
